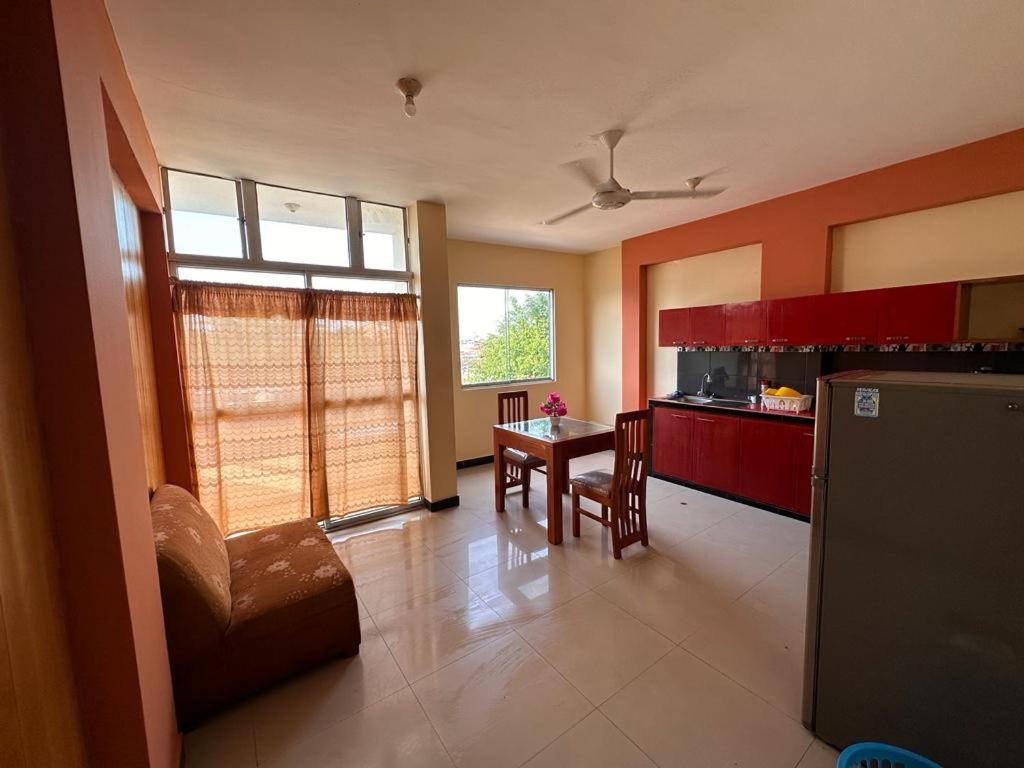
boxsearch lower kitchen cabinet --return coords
[652,407,694,480]
[692,413,741,495]
[738,419,797,510]
[651,405,815,517]
[792,424,815,517]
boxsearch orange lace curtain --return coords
[173,282,421,533]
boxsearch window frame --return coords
[455,283,557,390]
[162,167,413,291]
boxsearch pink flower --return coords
[556,403,568,416]
[548,391,561,403]
[539,403,551,415]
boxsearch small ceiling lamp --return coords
[396,77,422,118]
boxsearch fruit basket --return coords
[761,393,814,413]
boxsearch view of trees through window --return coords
[457,286,553,386]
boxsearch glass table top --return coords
[495,417,613,442]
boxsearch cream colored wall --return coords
[966,281,1024,339]
[831,190,1024,291]
[447,239,586,462]
[409,202,459,503]
[583,245,622,425]
[645,244,762,398]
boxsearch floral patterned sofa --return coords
[150,484,360,727]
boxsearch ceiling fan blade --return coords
[630,188,725,200]
[541,203,593,225]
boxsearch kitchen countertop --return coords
[649,396,816,422]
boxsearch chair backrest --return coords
[612,408,651,513]
[150,485,233,667]
[497,390,529,424]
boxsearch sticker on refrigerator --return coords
[854,387,880,418]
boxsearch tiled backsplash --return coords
[675,349,1024,398]
[676,351,821,398]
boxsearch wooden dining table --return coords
[493,417,614,544]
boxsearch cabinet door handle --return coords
[886,335,909,341]
[692,339,705,345]
[844,335,866,341]
[771,338,788,343]
[696,417,714,423]
[744,338,760,343]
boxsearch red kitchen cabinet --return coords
[819,289,881,345]
[658,308,692,347]
[692,413,741,494]
[725,301,767,345]
[791,425,815,517]
[766,295,824,345]
[689,304,727,346]
[878,282,959,343]
[652,408,694,480]
[737,419,797,510]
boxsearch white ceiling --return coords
[106,0,1024,254]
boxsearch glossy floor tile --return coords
[601,648,812,768]
[259,688,454,768]
[411,632,592,768]
[682,599,806,719]
[185,462,823,768]
[373,581,510,682]
[517,592,674,705]
[466,555,590,626]
[522,710,656,768]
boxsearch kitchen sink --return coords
[681,395,753,407]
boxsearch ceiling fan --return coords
[541,129,725,225]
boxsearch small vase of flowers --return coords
[540,391,568,427]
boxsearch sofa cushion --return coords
[225,519,355,639]
[151,485,232,666]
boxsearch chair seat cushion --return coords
[503,447,545,467]
[570,470,613,498]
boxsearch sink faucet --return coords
[698,371,713,397]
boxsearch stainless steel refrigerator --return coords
[803,370,1024,767]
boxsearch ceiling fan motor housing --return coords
[592,188,631,210]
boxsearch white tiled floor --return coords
[183,453,839,768]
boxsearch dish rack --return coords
[761,393,814,413]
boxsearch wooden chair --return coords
[497,390,546,508]
[569,408,651,559]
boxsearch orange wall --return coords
[621,128,1024,408]
[2,1,180,765]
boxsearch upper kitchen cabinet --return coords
[766,295,824,345]
[818,289,882,345]
[689,304,727,346]
[724,301,767,345]
[658,308,692,347]
[878,282,960,343]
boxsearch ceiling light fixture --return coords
[283,202,300,213]
[396,77,421,118]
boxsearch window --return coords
[360,202,407,271]
[166,170,243,258]
[176,266,306,289]
[457,286,554,387]
[311,276,409,293]
[163,169,411,294]
[257,184,349,267]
